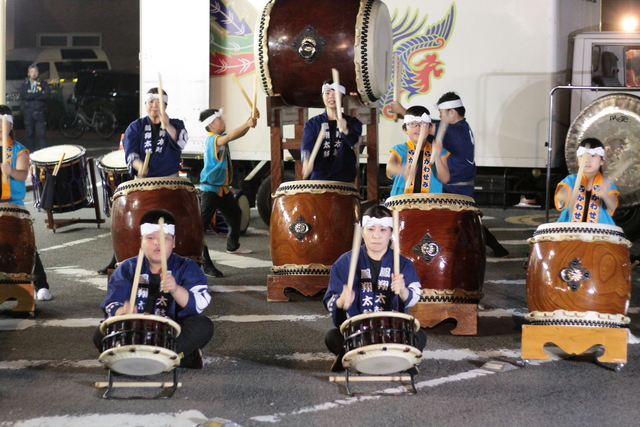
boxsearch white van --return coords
[4,47,111,124]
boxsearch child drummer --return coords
[93,209,214,369]
[555,137,619,224]
[323,205,427,372]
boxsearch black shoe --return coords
[203,265,224,278]
[97,267,109,275]
[180,349,204,369]
[330,354,344,372]
[492,247,510,258]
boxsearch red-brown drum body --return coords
[340,312,422,375]
[255,0,392,108]
[30,144,91,213]
[385,194,485,303]
[97,149,132,217]
[99,314,181,376]
[525,222,631,327]
[110,177,203,263]
[270,180,360,275]
[0,204,36,283]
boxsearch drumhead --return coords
[343,343,422,375]
[274,180,360,197]
[30,144,85,165]
[99,313,181,336]
[384,193,481,213]
[98,150,128,170]
[99,345,180,376]
[340,311,420,334]
[529,222,630,246]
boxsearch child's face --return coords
[209,117,225,134]
[0,118,13,140]
[581,153,604,174]
[363,223,392,256]
[403,122,428,144]
[141,231,175,266]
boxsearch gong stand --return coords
[44,158,105,232]
[329,369,418,396]
[266,95,379,301]
[409,302,478,336]
[521,324,627,371]
[94,368,182,399]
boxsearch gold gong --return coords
[565,93,640,207]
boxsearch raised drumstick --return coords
[158,216,168,276]
[393,53,401,121]
[331,68,343,122]
[430,116,449,165]
[231,74,253,109]
[404,123,428,192]
[128,248,145,314]
[252,73,259,119]
[2,118,8,184]
[392,210,401,295]
[569,142,590,210]
[158,73,166,130]
[343,223,363,310]
[302,123,328,180]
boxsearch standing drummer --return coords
[93,209,214,369]
[123,88,187,178]
[301,79,363,182]
[323,205,427,372]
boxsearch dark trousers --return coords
[24,109,47,152]
[200,190,242,252]
[93,314,214,359]
[325,326,428,356]
[34,251,48,290]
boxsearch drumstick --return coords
[2,118,8,184]
[393,53,401,121]
[142,152,151,176]
[231,74,253,109]
[128,247,145,314]
[569,142,590,210]
[331,68,343,122]
[392,210,401,295]
[157,72,166,130]
[303,123,328,180]
[52,153,66,176]
[252,72,259,119]
[430,116,449,165]
[158,216,168,276]
[404,123,428,192]
[343,223,363,310]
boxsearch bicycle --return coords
[59,100,116,139]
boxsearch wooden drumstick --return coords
[392,210,401,295]
[141,152,151,176]
[231,74,253,109]
[430,116,449,165]
[52,153,65,176]
[157,72,166,130]
[404,123,428,192]
[2,117,8,184]
[393,53,401,121]
[252,73,259,119]
[158,216,168,276]
[303,123,328,180]
[569,142,590,210]
[343,223,362,310]
[128,247,145,314]
[331,68,343,122]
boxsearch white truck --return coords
[139,0,640,237]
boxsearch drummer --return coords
[386,105,450,196]
[123,87,187,178]
[93,209,214,369]
[323,205,427,372]
[301,79,363,182]
[555,137,619,224]
[0,105,51,301]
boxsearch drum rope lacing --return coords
[344,326,418,352]
[358,0,376,103]
[271,264,331,275]
[273,182,361,197]
[384,196,480,212]
[532,226,626,239]
[112,179,196,199]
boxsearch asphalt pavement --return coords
[1,130,640,427]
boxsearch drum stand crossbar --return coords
[330,368,418,396]
[95,368,181,399]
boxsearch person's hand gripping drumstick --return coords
[157,217,178,296]
[336,223,362,310]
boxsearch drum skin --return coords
[270,181,359,268]
[526,223,631,315]
[0,205,36,279]
[385,194,485,293]
[97,150,132,217]
[110,177,203,263]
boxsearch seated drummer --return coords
[93,209,213,369]
[323,205,427,372]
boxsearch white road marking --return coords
[212,314,327,323]
[209,285,265,292]
[500,240,529,245]
[486,257,527,263]
[208,249,273,268]
[484,279,527,285]
[47,266,108,290]
[0,410,218,427]
[38,233,112,252]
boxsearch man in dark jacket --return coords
[20,65,50,152]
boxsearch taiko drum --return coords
[0,204,36,282]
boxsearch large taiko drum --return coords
[340,312,422,375]
[385,193,485,304]
[255,0,392,108]
[97,149,132,217]
[270,180,360,275]
[525,222,632,327]
[110,177,204,263]
[0,204,36,283]
[99,314,181,376]
[30,144,91,213]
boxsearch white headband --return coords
[321,83,346,95]
[144,93,169,104]
[362,215,394,228]
[403,113,432,124]
[140,223,175,236]
[202,109,223,127]
[0,114,14,125]
[437,99,464,110]
[577,146,605,157]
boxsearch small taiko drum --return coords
[270,180,360,275]
[340,312,422,375]
[110,177,204,263]
[97,149,132,217]
[0,204,36,283]
[525,222,632,327]
[384,193,485,303]
[99,314,181,376]
[255,0,392,108]
[30,144,91,212]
